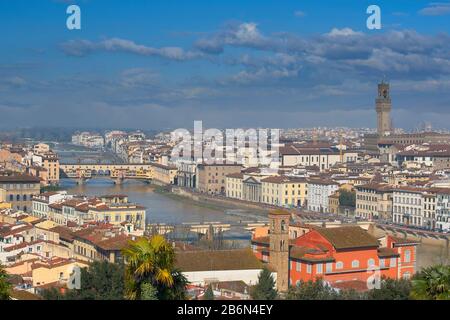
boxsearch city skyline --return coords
[1,0,450,130]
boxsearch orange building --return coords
[251,214,418,290]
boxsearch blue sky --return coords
[1,0,450,130]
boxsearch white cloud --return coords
[419,2,450,16]
[326,28,363,37]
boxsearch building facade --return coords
[355,183,393,220]
[197,164,242,195]
[261,176,307,208]
[0,173,41,212]
[306,179,339,213]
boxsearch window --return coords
[390,258,397,267]
[351,260,360,268]
[379,258,385,268]
[306,264,312,274]
[367,259,375,267]
[403,272,411,280]
[336,261,343,270]
[296,262,301,272]
[316,264,323,274]
[404,250,411,263]
[326,263,332,273]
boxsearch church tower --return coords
[376,81,393,136]
[268,210,290,292]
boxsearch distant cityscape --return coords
[0,82,449,300]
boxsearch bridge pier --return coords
[114,177,124,185]
[76,178,87,185]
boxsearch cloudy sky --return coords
[1,0,450,130]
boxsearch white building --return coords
[436,189,450,232]
[32,191,71,219]
[175,249,269,287]
[72,132,105,148]
[281,145,359,172]
[306,179,339,213]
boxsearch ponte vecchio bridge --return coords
[60,163,176,184]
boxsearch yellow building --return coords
[225,173,244,199]
[0,187,12,209]
[88,202,146,229]
[355,183,393,220]
[32,258,88,287]
[72,228,131,263]
[328,192,340,214]
[261,176,307,207]
[150,162,178,185]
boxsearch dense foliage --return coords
[339,189,356,208]
[204,284,215,300]
[0,264,12,300]
[250,267,278,300]
[411,265,450,300]
[122,235,188,300]
[40,261,125,300]
[285,277,415,300]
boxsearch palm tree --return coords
[122,235,187,300]
[411,265,450,300]
[0,264,12,300]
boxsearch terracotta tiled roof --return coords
[377,247,399,258]
[315,226,380,250]
[289,246,334,263]
[175,249,263,272]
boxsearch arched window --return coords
[281,220,286,232]
[351,260,360,268]
[367,258,376,267]
[336,261,344,270]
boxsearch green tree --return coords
[411,265,450,300]
[40,261,125,300]
[140,282,158,300]
[339,189,356,208]
[122,235,188,300]
[250,267,277,300]
[367,277,411,300]
[0,264,12,300]
[286,279,339,300]
[204,284,214,300]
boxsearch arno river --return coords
[60,178,266,243]
[60,178,449,270]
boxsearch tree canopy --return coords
[122,235,188,300]
[0,264,12,300]
[411,265,450,300]
[250,267,278,300]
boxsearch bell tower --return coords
[376,81,393,136]
[268,210,290,292]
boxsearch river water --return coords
[60,178,449,270]
[60,178,267,225]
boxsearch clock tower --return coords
[376,81,393,136]
[268,209,290,292]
